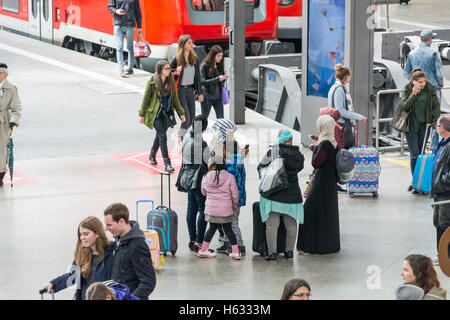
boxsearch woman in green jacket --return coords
[139,60,186,173]
[400,68,440,192]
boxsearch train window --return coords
[32,0,37,18]
[43,0,49,21]
[1,0,20,14]
[190,0,259,11]
[278,0,295,6]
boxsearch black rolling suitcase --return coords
[147,172,178,256]
[252,201,286,256]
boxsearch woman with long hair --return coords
[41,216,115,300]
[200,45,228,119]
[399,68,440,193]
[401,254,447,300]
[281,279,312,300]
[170,35,204,140]
[139,60,186,173]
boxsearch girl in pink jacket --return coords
[199,155,241,259]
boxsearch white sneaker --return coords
[229,252,241,260]
[198,249,216,258]
[432,256,439,266]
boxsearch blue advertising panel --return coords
[307,0,346,98]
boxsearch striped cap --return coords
[212,119,237,142]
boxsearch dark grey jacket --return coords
[432,137,450,199]
[111,221,155,300]
[108,0,142,28]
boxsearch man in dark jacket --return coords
[431,115,450,266]
[104,203,156,300]
[108,0,142,77]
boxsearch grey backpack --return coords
[336,149,355,184]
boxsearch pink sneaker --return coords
[229,252,241,260]
[198,250,217,258]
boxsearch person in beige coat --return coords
[0,63,22,186]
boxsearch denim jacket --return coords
[404,43,444,88]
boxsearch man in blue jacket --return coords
[108,0,142,77]
[104,203,156,300]
[404,29,444,153]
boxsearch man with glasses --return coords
[108,0,142,78]
[0,63,22,186]
[431,115,450,266]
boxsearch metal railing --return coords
[375,89,405,154]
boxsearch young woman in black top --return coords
[200,45,229,119]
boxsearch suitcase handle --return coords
[355,120,369,147]
[421,124,434,155]
[160,172,171,209]
[136,200,155,222]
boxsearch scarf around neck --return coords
[154,73,175,98]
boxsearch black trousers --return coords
[433,200,450,257]
[201,96,224,119]
[178,86,196,137]
[151,112,169,160]
[204,222,237,246]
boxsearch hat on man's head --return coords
[420,29,437,41]
[0,63,7,69]
[395,284,424,300]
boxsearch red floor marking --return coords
[2,171,38,186]
[110,150,182,175]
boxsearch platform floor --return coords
[0,0,449,300]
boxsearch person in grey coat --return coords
[0,63,22,186]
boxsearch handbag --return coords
[342,119,355,149]
[134,32,151,58]
[391,106,410,133]
[221,82,229,105]
[163,110,177,128]
[258,148,289,197]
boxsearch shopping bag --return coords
[134,32,151,58]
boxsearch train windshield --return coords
[190,0,260,11]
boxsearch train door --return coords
[28,0,53,42]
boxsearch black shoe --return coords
[411,189,419,194]
[284,251,294,259]
[216,243,230,254]
[163,158,175,173]
[0,171,5,186]
[188,241,195,252]
[336,184,347,193]
[149,152,157,165]
[264,252,277,261]
[407,184,414,192]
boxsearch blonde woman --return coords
[170,35,204,140]
[297,115,340,255]
[41,217,115,300]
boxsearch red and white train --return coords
[0,1,302,69]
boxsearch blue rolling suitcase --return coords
[347,121,381,198]
[412,125,434,194]
[141,172,178,256]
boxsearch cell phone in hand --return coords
[119,9,126,13]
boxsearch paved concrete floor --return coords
[0,1,449,300]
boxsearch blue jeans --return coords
[405,123,428,176]
[114,26,135,72]
[431,87,442,154]
[186,188,207,243]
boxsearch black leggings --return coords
[204,222,237,245]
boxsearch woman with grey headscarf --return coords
[297,115,340,255]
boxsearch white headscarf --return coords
[317,115,337,148]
